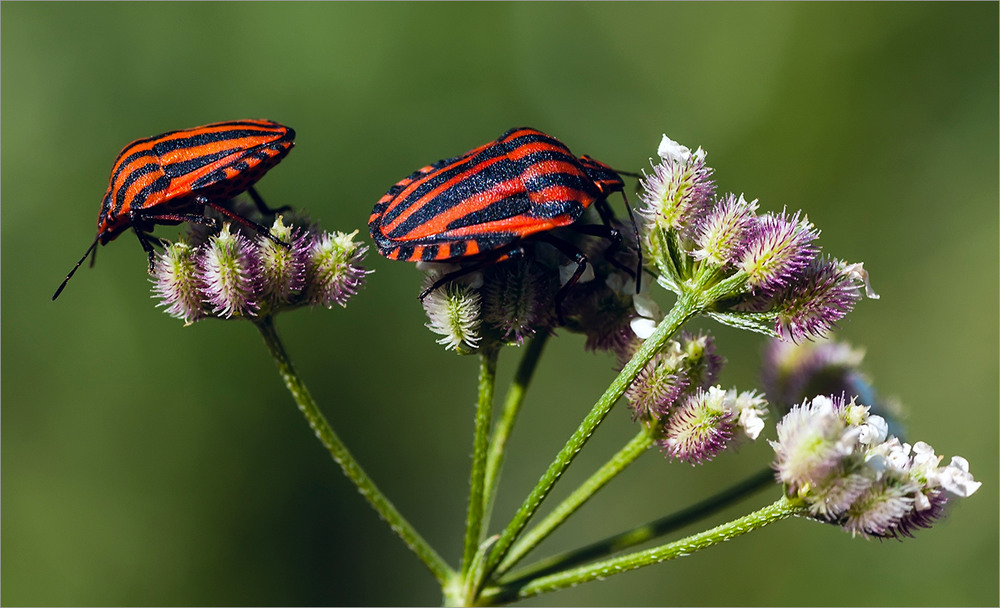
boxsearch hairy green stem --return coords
[497,426,657,574]
[501,467,777,585]
[482,334,549,526]
[462,347,500,578]
[255,316,453,586]
[479,292,703,589]
[484,495,806,604]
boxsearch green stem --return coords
[497,426,657,574]
[461,346,500,578]
[480,292,703,586]
[482,334,549,525]
[255,316,453,586]
[485,495,807,604]
[500,467,777,585]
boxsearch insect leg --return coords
[418,246,526,301]
[247,186,291,215]
[199,196,290,248]
[593,194,643,291]
[533,233,590,325]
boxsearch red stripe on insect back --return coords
[396,178,525,240]
[505,139,569,161]
[429,215,571,243]
[380,154,509,235]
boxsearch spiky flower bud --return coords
[305,230,370,309]
[659,386,767,464]
[640,135,715,237]
[149,215,370,324]
[739,210,820,294]
[691,193,758,267]
[151,239,204,325]
[625,340,689,421]
[198,223,262,318]
[481,259,556,345]
[259,216,309,305]
[422,276,482,353]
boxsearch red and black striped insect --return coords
[369,127,640,319]
[53,119,295,300]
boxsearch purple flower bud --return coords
[771,397,980,539]
[691,194,758,267]
[197,223,262,318]
[678,331,724,391]
[151,239,205,325]
[481,259,556,345]
[660,387,767,464]
[771,257,864,343]
[740,209,819,294]
[258,216,310,306]
[640,135,715,238]
[625,341,689,421]
[305,231,371,309]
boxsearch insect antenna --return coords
[619,190,643,292]
[52,234,101,301]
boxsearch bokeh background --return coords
[3,3,997,606]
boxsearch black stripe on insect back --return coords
[444,193,532,232]
[129,174,172,211]
[108,148,158,192]
[384,157,524,240]
[161,147,243,178]
[113,162,161,214]
[380,145,512,226]
[150,127,282,156]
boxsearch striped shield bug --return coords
[53,119,295,300]
[368,127,641,320]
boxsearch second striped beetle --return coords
[368,127,641,321]
[53,119,295,300]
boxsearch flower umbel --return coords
[771,395,980,538]
[150,216,370,323]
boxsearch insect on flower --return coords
[368,127,642,321]
[53,119,296,300]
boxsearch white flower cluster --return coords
[772,395,980,538]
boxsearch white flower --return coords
[858,414,888,445]
[936,455,982,498]
[629,293,662,340]
[657,134,706,165]
[840,261,879,299]
[732,391,768,440]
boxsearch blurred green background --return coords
[3,3,997,606]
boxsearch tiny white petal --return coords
[842,262,880,299]
[632,293,662,320]
[739,407,766,440]
[939,456,982,497]
[858,415,888,445]
[657,134,693,163]
[630,317,658,340]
